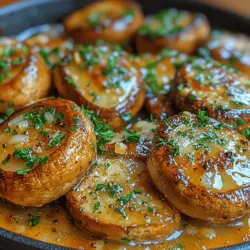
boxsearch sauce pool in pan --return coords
[0,180,250,249]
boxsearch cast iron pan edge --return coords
[0,0,250,249]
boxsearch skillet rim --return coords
[0,0,250,249]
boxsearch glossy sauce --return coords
[64,0,139,40]
[208,30,250,76]
[68,157,179,234]
[0,186,250,249]
[0,106,67,173]
[88,8,135,33]
[64,45,140,109]
[0,38,51,113]
[0,39,28,85]
[105,120,157,158]
[17,24,73,70]
[170,114,250,192]
[137,54,175,97]
[139,9,193,38]
[183,59,250,109]
[135,53,177,119]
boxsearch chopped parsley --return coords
[117,191,135,205]
[149,113,157,122]
[121,238,131,245]
[81,106,115,153]
[104,162,111,168]
[14,147,50,174]
[156,137,165,147]
[1,154,10,165]
[39,46,68,69]
[176,243,184,249]
[95,182,123,197]
[14,147,36,168]
[39,131,49,137]
[48,133,65,147]
[0,58,7,71]
[138,9,186,38]
[242,127,250,140]
[167,139,180,157]
[4,127,10,133]
[123,129,141,143]
[89,91,98,102]
[88,14,99,26]
[182,117,190,125]
[120,112,132,122]
[123,9,135,19]
[30,215,40,227]
[3,47,14,57]
[12,57,23,66]
[147,207,154,213]
[95,183,106,192]
[197,47,211,59]
[72,116,81,131]
[12,130,17,135]
[55,113,64,124]
[23,110,47,130]
[186,153,194,162]
[66,77,79,89]
[215,123,224,130]
[37,156,50,166]
[178,84,185,91]
[16,169,32,175]
[236,118,245,126]
[197,109,209,126]
[93,201,101,212]
[231,100,246,107]
[145,66,163,94]
[5,106,15,117]
[103,55,117,76]
[189,94,198,100]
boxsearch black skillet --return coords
[0,0,250,249]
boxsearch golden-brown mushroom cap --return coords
[64,0,144,44]
[67,155,181,242]
[147,112,250,224]
[54,44,145,131]
[0,38,51,112]
[136,8,210,54]
[0,98,96,207]
[134,52,179,120]
[207,30,250,78]
[172,58,250,131]
[24,24,66,47]
[23,24,74,70]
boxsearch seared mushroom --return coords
[147,112,250,224]
[24,24,66,46]
[0,98,96,207]
[134,50,188,120]
[206,30,250,78]
[23,25,74,70]
[64,0,144,44]
[67,155,181,242]
[0,38,51,112]
[54,44,145,131]
[172,58,250,133]
[136,8,210,54]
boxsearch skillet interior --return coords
[0,0,249,249]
